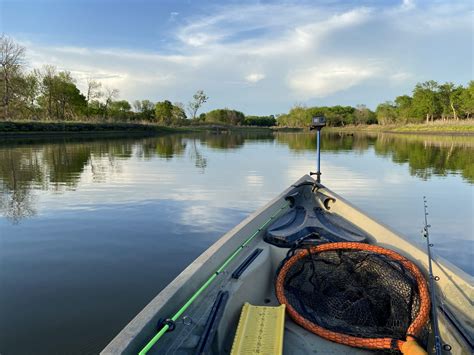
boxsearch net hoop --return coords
[275,242,430,351]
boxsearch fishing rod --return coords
[138,202,289,354]
[422,197,442,355]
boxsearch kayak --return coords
[102,175,473,355]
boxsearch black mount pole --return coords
[310,116,326,183]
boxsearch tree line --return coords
[375,80,474,125]
[277,105,377,127]
[276,80,474,127]
[1,35,472,128]
[0,35,275,127]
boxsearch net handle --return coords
[275,242,431,351]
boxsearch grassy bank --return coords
[326,120,474,135]
[0,121,185,136]
[2,120,473,136]
[185,123,273,132]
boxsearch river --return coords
[0,131,472,354]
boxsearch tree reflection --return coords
[372,133,474,182]
[0,149,41,223]
[0,188,36,223]
[275,132,474,183]
[201,131,273,150]
[0,132,472,223]
[188,139,207,172]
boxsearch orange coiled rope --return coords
[275,242,430,353]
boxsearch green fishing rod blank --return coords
[139,202,288,355]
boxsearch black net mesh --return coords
[280,248,429,346]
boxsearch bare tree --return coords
[133,100,142,112]
[85,78,102,118]
[1,35,26,119]
[187,90,208,120]
[103,87,119,119]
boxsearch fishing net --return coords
[275,242,431,352]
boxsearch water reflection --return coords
[373,134,474,182]
[1,131,472,355]
[0,132,473,224]
[0,149,40,223]
[275,132,474,182]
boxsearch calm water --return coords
[1,131,473,354]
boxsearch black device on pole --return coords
[310,116,326,183]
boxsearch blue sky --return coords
[1,0,472,115]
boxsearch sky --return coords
[1,0,472,115]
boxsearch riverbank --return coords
[0,121,276,137]
[326,120,474,135]
[0,121,186,137]
[2,120,474,136]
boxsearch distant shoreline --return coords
[325,122,474,136]
[1,120,473,137]
[0,121,183,135]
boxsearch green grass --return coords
[0,120,276,135]
[0,121,185,135]
[4,120,473,135]
[326,120,474,134]
[390,121,474,133]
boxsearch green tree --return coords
[286,105,312,127]
[394,95,414,123]
[460,81,474,118]
[438,82,463,120]
[109,100,132,121]
[172,102,187,123]
[10,70,40,120]
[205,108,245,125]
[87,99,105,118]
[103,87,119,120]
[243,115,276,126]
[37,69,86,120]
[155,100,174,125]
[354,105,376,125]
[39,65,56,119]
[276,105,358,127]
[375,102,397,125]
[187,90,208,119]
[133,99,155,121]
[326,106,356,126]
[54,72,87,120]
[412,81,440,123]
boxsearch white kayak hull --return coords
[103,175,473,355]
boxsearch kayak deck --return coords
[103,175,473,355]
[151,238,373,354]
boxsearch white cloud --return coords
[246,173,264,186]
[170,11,179,21]
[288,62,381,98]
[16,1,472,113]
[401,0,415,11]
[245,73,265,83]
[389,71,413,84]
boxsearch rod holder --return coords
[309,116,326,183]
